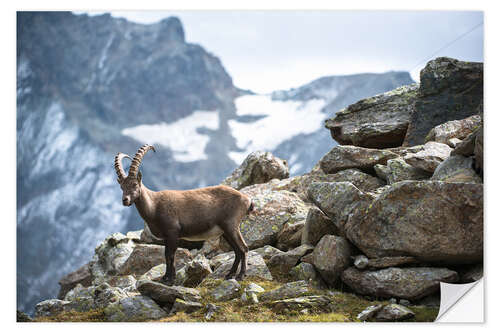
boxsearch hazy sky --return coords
[82,11,483,93]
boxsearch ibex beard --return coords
[115,144,254,285]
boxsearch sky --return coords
[79,10,483,94]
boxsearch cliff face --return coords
[17,12,413,314]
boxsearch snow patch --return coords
[228,95,327,164]
[122,110,219,163]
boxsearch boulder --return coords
[448,138,462,148]
[312,235,353,286]
[63,282,128,312]
[374,304,415,321]
[289,263,325,289]
[271,295,332,313]
[404,57,483,146]
[210,279,241,301]
[136,280,201,305]
[403,141,452,172]
[268,244,314,275]
[222,151,289,190]
[341,267,458,301]
[301,206,339,246]
[35,299,71,318]
[276,220,304,251]
[308,182,373,236]
[353,255,369,270]
[346,181,483,264]
[259,280,311,302]
[241,283,265,304]
[431,155,481,183]
[252,245,284,260]
[357,304,384,321]
[207,251,273,281]
[238,184,310,249]
[169,299,203,314]
[374,158,431,184]
[451,128,479,157]
[104,295,167,321]
[319,145,399,174]
[107,275,137,290]
[365,257,418,270]
[57,263,93,299]
[183,255,212,287]
[425,114,482,146]
[325,84,418,148]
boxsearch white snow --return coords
[228,94,327,164]
[122,110,219,162]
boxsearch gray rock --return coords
[268,244,314,275]
[404,141,452,172]
[222,151,289,190]
[404,57,483,146]
[325,84,419,148]
[319,145,399,174]
[210,279,241,301]
[104,295,167,321]
[375,158,431,184]
[204,303,219,320]
[183,255,212,287]
[289,263,325,289]
[374,304,415,321]
[425,115,482,146]
[346,181,483,264]
[35,299,71,318]
[399,299,411,306]
[364,256,419,270]
[301,206,339,246]
[312,235,353,286]
[308,182,373,236]
[341,267,458,301]
[431,155,482,183]
[260,280,311,302]
[353,255,369,270]
[107,275,137,290]
[241,282,265,304]
[276,220,305,251]
[208,251,273,281]
[357,304,384,321]
[252,245,284,260]
[271,295,332,313]
[169,298,203,314]
[57,263,92,299]
[136,279,201,305]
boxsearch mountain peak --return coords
[157,16,185,43]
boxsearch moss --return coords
[34,309,107,322]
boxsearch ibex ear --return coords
[137,171,142,183]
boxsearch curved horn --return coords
[114,152,132,181]
[129,144,156,177]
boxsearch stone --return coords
[289,262,325,289]
[240,282,265,304]
[136,280,201,305]
[92,283,128,309]
[404,57,483,146]
[259,280,311,302]
[431,155,481,183]
[107,275,137,290]
[300,253,314,265]
[403,141,452,172]
[341,267,458,301]
[222,151,289,190]
[204,303,219,320]
[104,295,167,321]
[63,284,96,312]
[319,145,399,174]
[325,84,418,148]
[268,244,314,275]
[375,158,431,184]
[364,256,419,270]
[374,304,415,321]
[118,244,170,276]
[271,295,332,313]
[308,182,373,236]
[425,114,482,145]
[346,181,483,264]
[357,304,383,321]
[353,255,369,270]
[209,252,238,271]
[301,206,339,246]
[169,298,203,314]
[126,230,142,242]
[276,220,305,251]
[238,184,310,249]
[451,128,478,157]
[448,138,462,148]
[57,263,93,299]
[183,255,212,287]
[210,279,241,301]
[208,251,273,280]
[252,245,284,260]
[35,299,71,318]
[312,235,353,286]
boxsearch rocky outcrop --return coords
[325,84,418,148]
[319,145,399,174]
[222,151,289,190]
[301,207,338,246]
[341,267,458,300]
[289,263,325,289]
[57,263,92,299]
[431,155,482,183]
[425,115,482,146]
[276,220,304,251]
[268,244,314,275]
[404,57,483,146]
[403,141,452,172]
[312,235,353,286]
[347,181,483,263]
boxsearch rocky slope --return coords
[17,12,414,314]
[29,56,483,322]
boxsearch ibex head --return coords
[114,144,156,206]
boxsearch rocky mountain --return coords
[29,56,483,323]
[17,11,413,314]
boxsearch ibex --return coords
[114,144,253,285]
